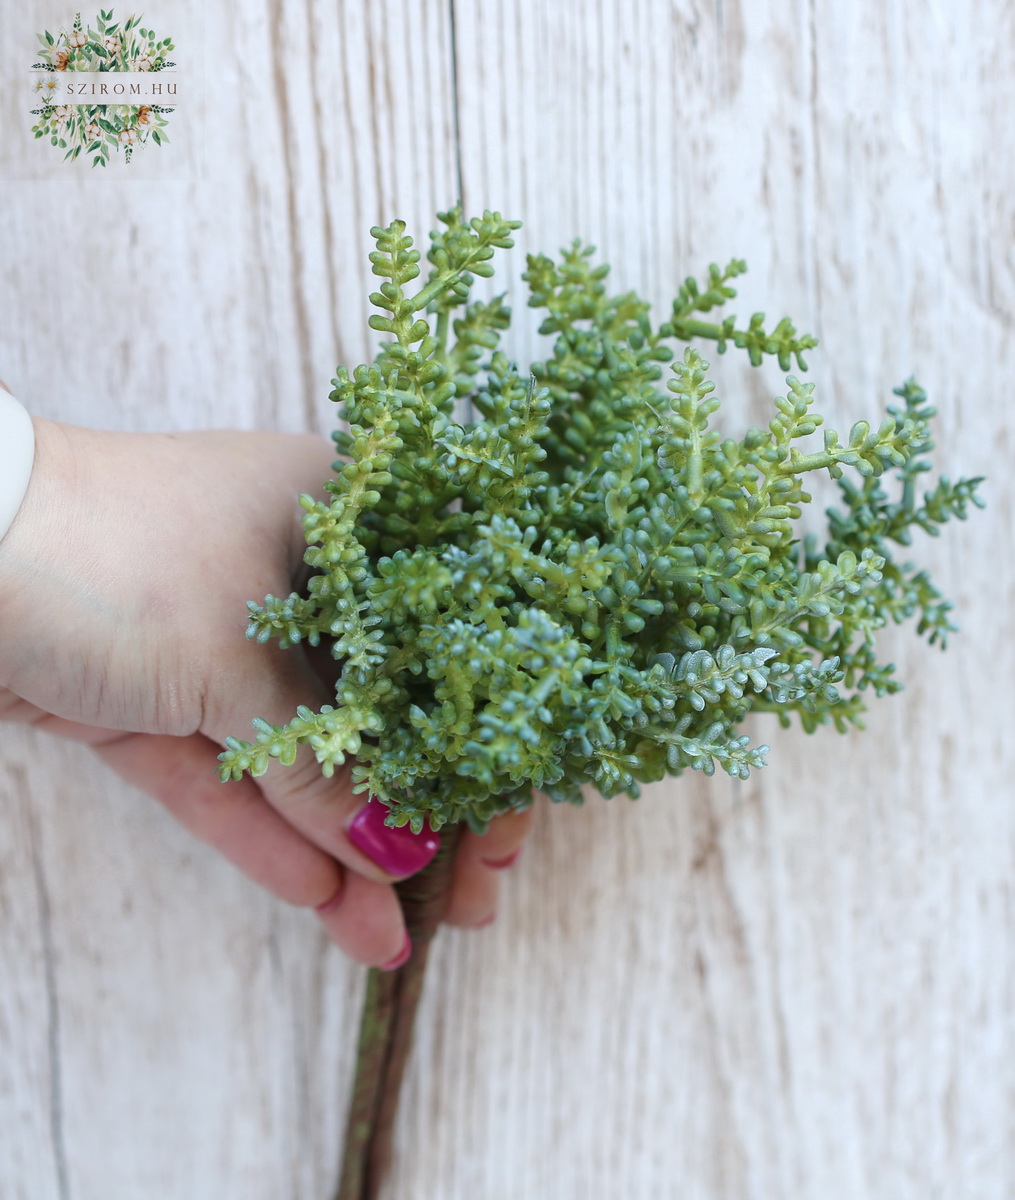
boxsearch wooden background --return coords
[1,1,1012,1196]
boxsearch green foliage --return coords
[219,208,984,834]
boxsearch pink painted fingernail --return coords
[482,848,521,870]
[472,912,497,929]
[347,803,440,877]
[379,932,412,971]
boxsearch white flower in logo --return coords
[54,105,71,121]
[84,121,101,142]
[68,30,87,48]
[118,127,138,144]
[52,48,70,71]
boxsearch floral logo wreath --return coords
[30,10,175,166]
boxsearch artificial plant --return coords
[218,209,982,1199]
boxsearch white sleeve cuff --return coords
[0,392,36,545]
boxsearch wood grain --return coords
[1,0,1012,1196]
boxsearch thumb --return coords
[203,645,441,888]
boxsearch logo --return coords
[30,9,177,166]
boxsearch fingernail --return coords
[471,912,497,929]
[482,848,521,870]
[347,803,440,877]
[379,932,412,971]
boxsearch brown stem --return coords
[335,821,465,1200]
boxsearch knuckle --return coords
[273,752,351,812]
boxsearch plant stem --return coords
[335,822,465,1200]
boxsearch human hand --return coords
[0,396,532,966]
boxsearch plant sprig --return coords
[221,208,983,834]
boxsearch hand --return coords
[0,398,532,967]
